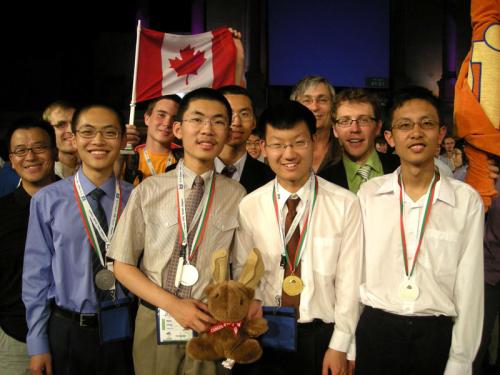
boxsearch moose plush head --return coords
[186,248,268,366]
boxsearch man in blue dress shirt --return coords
[22,104,134,375]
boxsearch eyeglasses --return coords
[232,110,253,122]
[391,119,439,131]
[182,117,228,129]
[335,116,375,127]
[10,144,50,157]
[246,140,260,147]
[52,121,71,131]
[299,96,331,106]
[265,140,311,152]
[76,127,120,139]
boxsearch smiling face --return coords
[9,127,56,190]
[296,83,333,131]
[73,107,124,178]
[333,100,382,165]
[262,121,314,192]
[144,98,179,147]
[173,99,230,173]
[224,94,255,148]
[48,107,76,154]
[385,99,446,169]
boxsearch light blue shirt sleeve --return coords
[22,193,55,356]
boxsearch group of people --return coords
[0,75,496,375]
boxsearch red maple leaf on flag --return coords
[169,45,206,85]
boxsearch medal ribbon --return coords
[143,148,175,176]
[176,160,216,262]
[398,172,439,277]
[272,174,318,273]
[73,173,122,266]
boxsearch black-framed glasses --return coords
[76,126,120,139]
[391,119,439,131]
[10,144,50,157]
[335,116,376,127]
[232,110,253,122]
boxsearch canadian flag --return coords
[135,26,237,103]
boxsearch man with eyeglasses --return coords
[355,87,484,375]
[232,100,362,375]
[246,129,265,162]
[23,104,135,375]
[319,88,400,193]
[42,100,78,179]
[108,88,246,375]
[0,120,57,374]
[290,76,342,174]
[215,85,274,193]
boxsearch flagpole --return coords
[129,19,141,125]
[122,20,142,155]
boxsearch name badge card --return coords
[156,308,193,344]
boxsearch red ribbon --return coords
[208,321,243,336]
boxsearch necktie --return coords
[163,175,205,298]
[221,164,237,178]
[356,164,372,183]
[282,195,301,310]
[88,188,110,301]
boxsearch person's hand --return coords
[169,298,217,333]
[228,27,245,85]
[29,353,52,375]
[487,157,499,181]
[347,360,355,375]
[322,349,347,375]
[125,124,141,147]
[247,299,263,319]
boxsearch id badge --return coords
[156,308,193,344]
[98,301,132,344]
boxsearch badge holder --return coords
[98,287,132,344]
[261,305,297,351]
[156,308,194,344]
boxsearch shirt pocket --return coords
[311,235,342,276]
[146,215,178,254]
[423,229,461,277]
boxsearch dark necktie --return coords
[282,195,301,310]
[163,175,205,298]
[221,164,237,178]
[88,188,111,301]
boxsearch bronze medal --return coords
[282,275,303,296]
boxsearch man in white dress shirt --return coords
[356,86,484,375]
[232,100,362,375]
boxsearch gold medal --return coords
[282,275,303,296]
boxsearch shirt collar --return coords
[377,167,456,207]
[276,174,312,211]
[177,159,214,188]
[214,153,247,175]
[77,168,116,198]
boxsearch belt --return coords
[52,304,98,327]
[139,299,156,311]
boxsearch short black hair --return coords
[218,85,253,103]
[71,103,126,134]
[145,94,182,116]
[258,101,316,138]
[7,119,56,152]
[375,135,387,145]
[175,88,232,124]
[387,86,443,126]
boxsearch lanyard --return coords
[143,148,175,176]
[176,160,216,263]
[272,174,318,272]
[398,172,439,277]
[73,173,122,266]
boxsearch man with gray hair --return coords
[290,76,342,173]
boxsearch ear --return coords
[375,120,383,136]
[173,121,182,140]
[238,248,264,289]
[384,130,395,148]
[332,125,340,139]
[144,113,151,127]
[211,248,229,283]
[438,126,447,145]
[260,139,267,159]
[72,134,78,150]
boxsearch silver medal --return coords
[398,278,420,301]
[95,269,116,290]
[180,264,199,286]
